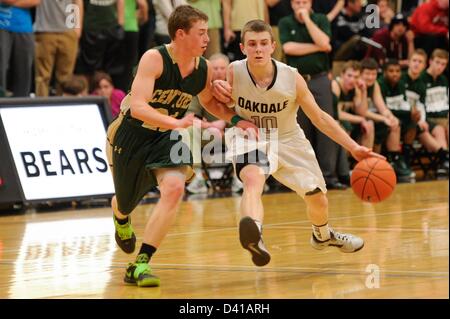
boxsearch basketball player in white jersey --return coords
[213,20,385,266]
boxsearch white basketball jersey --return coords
[225,59,327,195]
[231,59,304,138]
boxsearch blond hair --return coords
[430,48,449,61]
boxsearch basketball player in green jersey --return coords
[213,20,384,267]
[332,61,374,149]
[106,5,257,287]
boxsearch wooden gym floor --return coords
[0,180,447,299]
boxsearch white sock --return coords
[312,223,330,241]
[254,219,263,234]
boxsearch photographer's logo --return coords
[65,4,81,29]
[365,264,380,289]
[365,4,381,29]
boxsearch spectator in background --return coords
[61,74,89,97]
[187,0,223,59]
[333,0,372,61]
[420,49,449,142]
[331,61,371,185]
[222,0,268,61]
[403,49,449,176]
[365,14,415,69]
[138,0,156,57]
[332,61,374,149]
[410,0,449,57]
[186,53,240,194]
[279,0,346,190]
[153,0,186,45]
[403,49,428,130]
[265,0,292,61]
[378,59,417,181]
[34,0,83,97]
[359,58,408,179]
[309,0,344,71]
[75,0,125,89]
[312,0,345,22]
[0,0,40,97]
[92,71,126,118]
[115,0,148,92]
[401,0,420,17]
[375,0,394,29]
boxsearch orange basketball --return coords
[350,157,397,203]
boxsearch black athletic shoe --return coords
[239,217,271,267]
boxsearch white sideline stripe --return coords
[165,206,448,237]
[132,262,450,277]
[0,260,447,277]
[268,225,449,233]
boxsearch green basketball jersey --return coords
[402,71,426,108]
[378,76,411,117]
[420,71,449,119]
[83,0,118,31]
[335,78,356,113]
[121,45,208,132]
[278,13,331,75]
[402,71,426,121]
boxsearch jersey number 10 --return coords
[251,116,278,130]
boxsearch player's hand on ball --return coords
[212,80,232,104]
[350,145,386,162]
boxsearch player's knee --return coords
[391,123,400,133]
[160,178,185,201]
[433,124,445,136]
[240,167,266,190]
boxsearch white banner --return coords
[0,104,114,200]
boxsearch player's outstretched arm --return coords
[295,73,385,162]
[129,50,194,129]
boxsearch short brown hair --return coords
[168,5,208,40]
[241,19,274,44]
[341,60,362,74]
[411,48,428,61]
[361,58,378,71]
[430,48,449,61]
[61,75,87,96]
[92,71,113,90]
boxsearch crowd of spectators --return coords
[0,0,448,193]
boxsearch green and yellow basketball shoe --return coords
[113,215,136,254]
[124,254,160,287]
